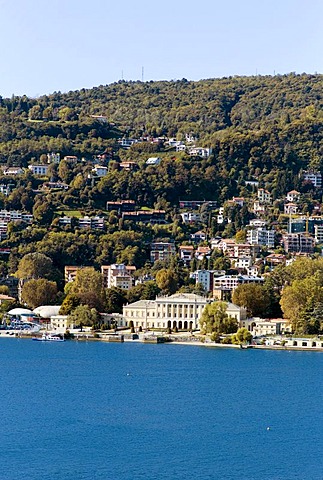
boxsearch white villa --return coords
[122,293,245,331]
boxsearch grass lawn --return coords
[55,210,83,218]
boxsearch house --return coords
[179,245,194,265]
[314,225,323,243]
[176,144,187,152]
[28,164,49,175]
[233,257,253,271]
[253,201,266,214]
[118,138,138,148]
[119,161,139,171]
[188,147,212,158]
[64,266,83,283]
[190,230,206,242]
[240,317,291,335]
[180,212,201,224]
[92,165,108,177]
[210,237,223,250]
[286,190,300,202]
[63,155,79,163]
[47,152,60,164]
[257,188,272,204]
[0,210,33,223]
[2,167,24,176]
[146,157,161,166]
[0,294,15,304]
[265,254,287,268]
[284,203,298,215]
[101,264,135,290]
[303,171,322,188]
[150,242,176,262]
[228,197,245,207]
[195,246,211,260]
[249,219,267,228]
[50,315,76,332]
[42,182,68,191]
[0,184,13,196]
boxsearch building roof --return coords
[33,305,61,318]
[8,307,33,315]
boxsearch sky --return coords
[0,0,322,98]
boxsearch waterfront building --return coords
[122,294,245,331]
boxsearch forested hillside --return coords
[0,73,322,172]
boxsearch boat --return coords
[32,333,65,342]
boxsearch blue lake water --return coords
[0,339,322,480]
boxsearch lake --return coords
[0,339,322,480]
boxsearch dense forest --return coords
[0,73,322,168]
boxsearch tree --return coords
[68,305,98,327]
[59,293,80,315]
[235,230,246,243]
[33,200,55,226]
[105,287,127,313]
[69,267,105,311]
[155,268,178,294]
[280,272,323,331]
[231,328,253,344]
[232,283,270,317]
[200,301,238,335]
[16,253,53,280]
[21,278,57,309]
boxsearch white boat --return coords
[32,333,65,342]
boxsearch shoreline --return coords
[2,331,323,352]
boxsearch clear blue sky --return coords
[0,0,322,98]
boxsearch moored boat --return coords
[32,333,65,342]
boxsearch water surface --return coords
[0,339,322,480]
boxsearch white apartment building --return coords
[78,216,105,229]
[101,264,135,290]
[28,164,49,175]
[213,275,264,293]
[303,171,322,188]
[247,228,275,248]
[0,210,33,223]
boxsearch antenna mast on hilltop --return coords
[142,66,144,82]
